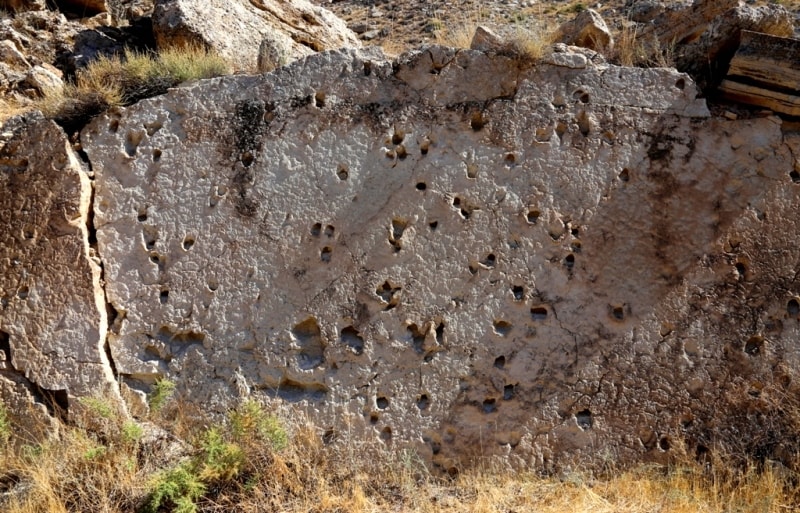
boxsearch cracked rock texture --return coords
[0,113,119,428]
[5,43,800,470]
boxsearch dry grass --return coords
[433,15,555,64]
[37,46,230,132]
[611,24,676,68]
[1,390,799,513]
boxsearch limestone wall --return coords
[3,46,800,470]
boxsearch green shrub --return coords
[144,463,206,513]
[149,378,176,413]
[79,396,115,419]
[198,427,245,482]
[121,420,143,445]
[230,399,288,450]
[0,404,10,445]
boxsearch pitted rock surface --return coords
[0,114,118,419]
[74,46,800,470]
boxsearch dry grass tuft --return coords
[611,24,676,68]
[37,46,230,132]
[433,14,554,65]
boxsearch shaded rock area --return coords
[65,44,800,471]
[0,112,120,429]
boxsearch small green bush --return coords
[0,404,11,445]
[121,420,143,445]
[230,399,288,450]
[144,463,206,513]
[149,378,176,413]
[79,396,115,419]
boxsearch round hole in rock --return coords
[512,285,524,300]
[503,384,515,400]
[396,145,408,160]
[744,335,764,356]
[788,298,800,316]
[470,112,486,131]
[619,168,631,182]
[380,426,392,441]
[369,413,379,424]
[612,305,625,321]
[735,262,747,279]
[504,153,516,164]
[790,170,800,183]
[337,164,348,180]
[659,437,671,451]
[149,254,160,265]
[137,211,147,222]
[241,152,254,167]
[314,91,326,108]
[452,197,461,207]
[531,307,548,321]
[573,89,589,103]
[484,253,496,267]
[182,236,195,251]
[311,223,322,236]
[417,394,430,410]
[17,286,29,300]
[109,119,119,133]
[483,398,497,413]
[207,279,219,291]
[564,253,575,269]
[152,149,162,162]
[377,397,389,409]
[159,289,169,304]
[416,182,427,191]
[675,78,685,90]
[526,209,540,224]
[576,409,592,430]
[321,246,332,262]
[392,130,404,145]
[493,320,512,336]
[494,355,506,369]
[429,221,438,230]
[324,225,335,237]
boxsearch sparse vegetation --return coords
[148,378,177,413]
[611,24,676,68]
[433,17,554,63]
[38,46,230,132]
[0,392,799,512]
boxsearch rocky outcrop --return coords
[69,44,800,471]
[0,113,120,425]
[639,0,794,90]
[553,8,614,52]
[152,0,361,72]
[719,30,800,117]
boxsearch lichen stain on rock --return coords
[231,99,267,218]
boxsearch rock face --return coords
[76,44,800,470]
[152,0,361,72]
[0,113,119,424]
[719,30,800,117]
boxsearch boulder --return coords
[640,0,794,90]
[719,30,800,117]
[76,45,798,470]
[0,113,120,423]
[553,8,613,52]
[152,0,361,72]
